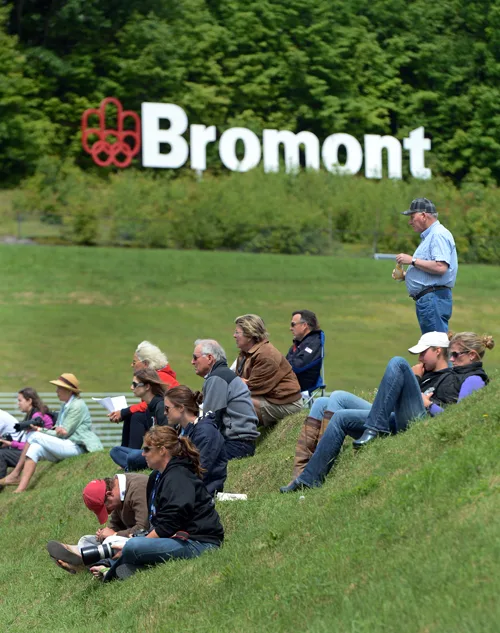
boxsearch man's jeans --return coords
[297,358,425,487]
[415,288,452,334]
[105,536,218,580]
[109,446,147,471]
[225,439,255,460]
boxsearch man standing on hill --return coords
[394,198,457,334]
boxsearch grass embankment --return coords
[0,381,498,633]
[0,244,499,394]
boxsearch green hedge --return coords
[12,159,500,263]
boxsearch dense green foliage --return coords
[7,167,500,263]
[0,380,498,632]
[2,0,500,185]
[0,244,498,392]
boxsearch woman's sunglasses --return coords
[449,351,468,360]
[132,381,145,388]
[142,445,153,453]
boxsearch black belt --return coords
[411,286,451,302]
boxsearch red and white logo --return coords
[81,97,141,168]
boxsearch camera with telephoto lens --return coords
[1,433,13,441]
[80,543,116,566]
[14,419,44,433]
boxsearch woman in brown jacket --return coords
[234,314,302,426]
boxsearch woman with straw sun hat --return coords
[0,373,103,493]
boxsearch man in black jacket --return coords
[286,310,324,392]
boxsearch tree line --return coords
[2,0,500,186]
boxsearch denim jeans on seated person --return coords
[105,536,218,580]
[309,391,373,421]
[364,356,427,434]
[297,357,425,488]
[109,446,147,471]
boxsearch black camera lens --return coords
[80,543,114,566]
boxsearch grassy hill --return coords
[0,379,498,633]
[0,244,499,395]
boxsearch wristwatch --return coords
[411,257,417,266]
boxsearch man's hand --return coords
[0,439,12,447]
[108,411,122,423]
[111,542,124,559]
[395,253,413,265]
[96,527,116,542]
[55,427,68,437]
[412,362,425,378]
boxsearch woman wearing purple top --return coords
[281,331,493,492]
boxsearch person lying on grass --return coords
[91,426,224,582]
[281,331,494,493]
[1,374,102,493]
[47,473,149,574]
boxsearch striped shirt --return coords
[405,220,458,296]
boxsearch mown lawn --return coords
[0,244,498,394]
[0,380,498,633]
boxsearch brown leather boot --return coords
[292,412,333,478]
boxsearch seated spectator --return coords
[281,331,494,492]
[2,373,103,493]
[0,388,54,490]
[0,409,19,436]
[286,310,324,392]
[46,473,149,574]
[109,368,167,471]
[192,339,259,459]
[109,340,179,448]
[91,426,224,582]
[234,314,302,426]
[165,385,227,495]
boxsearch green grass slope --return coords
[0,244,499,393]
[0,380,498,633]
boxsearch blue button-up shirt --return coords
[405,220,458,297]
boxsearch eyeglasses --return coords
[290,321,304,327]
[132,381,145,388]
[192,353,206,361]
[449,351,468,360]
[142,445,153,453]
[233,330,244,336]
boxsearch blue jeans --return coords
[297,360,424,487]
[105,536,219,580]
[415,288,452,334]
[109,446,147,471]
[225,439,255,460]
[309,391,373,421]
[365,356,426,433]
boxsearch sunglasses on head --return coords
[132,381,145,388]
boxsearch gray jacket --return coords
[203,361,259,442]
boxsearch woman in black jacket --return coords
[165,385,227,496]
[95,426,224,581]
[109,368,167,470]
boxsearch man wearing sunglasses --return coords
[191,339,259,460]
[286,310,323,392]
[393,198,457,334]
